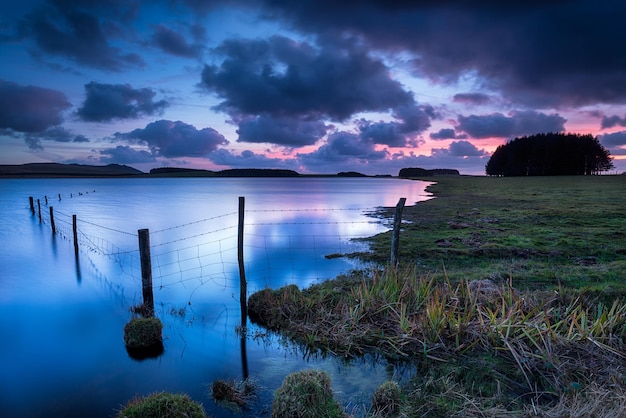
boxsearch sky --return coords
[1,0,626,175]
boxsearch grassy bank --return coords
[364,175,626,293]
[248,175,626,416]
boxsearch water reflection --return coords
[0,177,432,417]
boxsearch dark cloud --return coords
[201,35,414,121]
[151,24,203,58]
[599,131,626,150]
[601,115,626,129]
[297,131,388,170]
[97,145,156,164]
[430,128,467,140]
[448,140,488,157]
[356,103,435,147]
[0,80,71,132]
[209,148,299,169]
[22,126,89,150]
[77,82,168,122]
[258,0,626,108]
[235,114,327,147]
[19,2,143,71]
[432,142,483,158]
[114,119,229,158]
[457,110,566,139]
[357,120,406,147]
[453,93,493,106]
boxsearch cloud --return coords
[151,24,204,58]
[209,148,299,169]
[97,145,157,164]
[76,82,168,122]
[22,126,89,150]
[235,114,328,147]
[114,119,229,158]
[599,131,626,150]
[200,35,414,121]
[457,110,566,139]
[601,115,626,129]
[258,1,626,108]
[20,1,144,71]
[430,128,467,140]
[0,79,71,132]
[297,131,388,171]
[453,93,493,105]
[356,103,435,147]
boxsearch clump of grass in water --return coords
[116,392,205,418]
[123,317,163,348]
[211,378,256,411]
[271,370,346,418]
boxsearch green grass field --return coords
[365,175,626,294]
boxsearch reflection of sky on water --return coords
[0,177,431,417]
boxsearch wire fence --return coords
[28,193,389,307]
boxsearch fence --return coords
[27,193,407,319]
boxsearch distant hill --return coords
[398,167,460,177]
[0,163,144,177]
[150,167,215,176]
[215,168,300,177]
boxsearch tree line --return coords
[485,133,614,176]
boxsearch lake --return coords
[0,177,431,417]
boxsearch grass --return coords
[123,317,163,348]
[248,174,626,416]
[116,392,205,418]
[271,370,346,418]
[361,175,626,292]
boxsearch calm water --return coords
[0,177,431,417]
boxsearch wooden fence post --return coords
[37,199,41,222]
[390,197,407,267]
[49,206,56,234]
[29,197,35,214]
[238,196,247,326]
[138,228,154,316]
[72,215,79,256]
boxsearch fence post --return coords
[37,199,41,222]
[29,197,35,214]
[238,196,247,326]
[49,206,56,234]
[390,197,407,267]
[72,215,79,256]
[138,228,154,316]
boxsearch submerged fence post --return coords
[390,197,407,267]
[49,206,56,234]
[238,196,247,326]
[37,199,41,222]
[29,197,35,214]
[72,215,79,256]
[138,228,154,316]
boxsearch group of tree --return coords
[485,133,614,176]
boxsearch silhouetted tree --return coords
[485,133,614,176]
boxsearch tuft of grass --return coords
[211,378,256,411]
[371,380,402,417]
[116,392,205,418]
[271,370,346,418]
[123,317,163,348]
